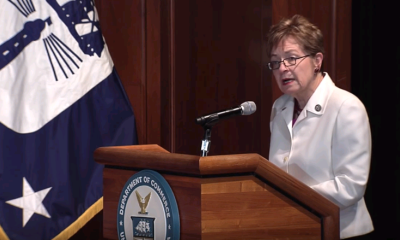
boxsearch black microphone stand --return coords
[200,127,212,157]
[196,101,255,156]
[198,114,219,157]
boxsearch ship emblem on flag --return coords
[131,217,155,240]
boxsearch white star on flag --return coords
[6,177,52,227]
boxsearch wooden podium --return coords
[94,144,339,240]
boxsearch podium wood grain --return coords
[201,176,320,239]
[96,145,339,240]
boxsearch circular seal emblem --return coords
[117,170,180,240]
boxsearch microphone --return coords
[195,101,256,127]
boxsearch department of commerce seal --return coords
[117,170,180,240]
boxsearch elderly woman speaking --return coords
[267,15,373,239]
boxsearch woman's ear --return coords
[315,52,324,68]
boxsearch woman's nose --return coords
[278,61,288,72]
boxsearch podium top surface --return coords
[94,144,339,221]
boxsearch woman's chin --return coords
[279,85,299,96]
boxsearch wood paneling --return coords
[96,0,352,158]
[160,0,175,152]
[96,0,148,145]
[335,0,352,91]
[96,145,339,239]
[271,0,352,94]
[172,0,272,157]
[201,176,321,239]
[146,0,162,145]
[93,1,350,239]
[96,144,339,239]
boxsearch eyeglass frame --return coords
[267,54,310,70]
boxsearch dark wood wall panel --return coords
[261,0,274,159]
[273,0,334,76]
[173,0,272,157]
[96,0,351,158]
[271,0,351,94]
[83,2,351,239]
[146,0,162,145]
[335,0,352,91]
[160,0,175,152]
[97,0,148,145]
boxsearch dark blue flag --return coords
[0,0,138,239]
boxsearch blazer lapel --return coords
[293,73,335,127]
[279,99,295,138]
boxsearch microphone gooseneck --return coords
[195,101,256,127]
[196,101,256,157]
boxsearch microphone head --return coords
[240,101,256,115]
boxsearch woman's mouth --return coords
[282,78,295,85]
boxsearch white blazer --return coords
[269,73,374,239]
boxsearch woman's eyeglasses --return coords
[267,55,310,70]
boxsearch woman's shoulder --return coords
[329,86,369,119]
[331,86,366,109]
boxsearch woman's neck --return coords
[293,73,324,109]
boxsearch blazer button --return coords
[284,156,288,163]
[315,104,322,112]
